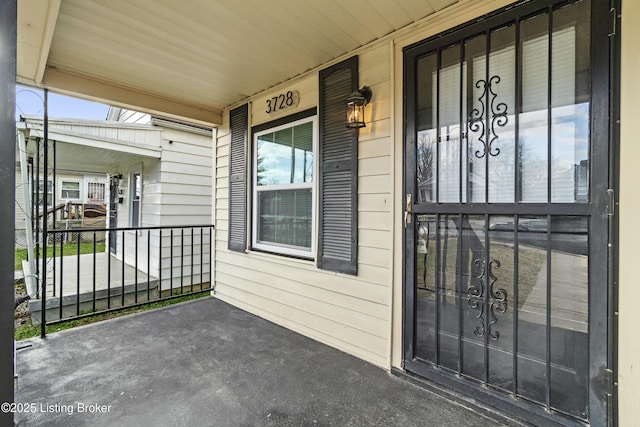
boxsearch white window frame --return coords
[59,179,82,201]
[37,178,53,208]
[252,116,318,258]
[129,171,142,227]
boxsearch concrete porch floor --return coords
[27,252,158,324]
[15,297,518,427]
[44,252,155,297]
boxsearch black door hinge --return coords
[606,189,615,216]
[609,6,617,37]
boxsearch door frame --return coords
[400,0,617,425]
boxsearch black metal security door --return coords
[402,1,612,425]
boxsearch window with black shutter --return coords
[318,56,359,275]
[228,58,359,273]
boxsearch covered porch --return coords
[3,0,639,425]
[14,297,514,427]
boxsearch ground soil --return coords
[14,280,32,329]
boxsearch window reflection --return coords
[415,13,590,204]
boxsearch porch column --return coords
[0,0,16,424]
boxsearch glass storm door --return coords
[402,1,612,424]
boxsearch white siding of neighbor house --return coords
[15,164,27,247]
[24,117,162,150]
[114,109,152,124]
[214,45,393,367]
[115,125,213,291]
[158,128,213,226]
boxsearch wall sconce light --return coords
[346,86,372,129]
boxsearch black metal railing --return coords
[39,224,214,337]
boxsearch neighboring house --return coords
[9,1,640,425]
[14,168,108,248]
[15,117,109,248]
[16,113,213,292]
[106,108,214,289]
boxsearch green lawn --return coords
[14,242,106,270]
[14,292,209,340]
[415,238,546,309]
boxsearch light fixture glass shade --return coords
[346,101,365,128]
[346,86,371,129]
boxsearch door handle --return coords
[405,193,412,229]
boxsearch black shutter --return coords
[228,104,248,252]
[318,56,358,275]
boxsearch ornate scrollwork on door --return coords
[468,75,509,159]
[467,258,508,340]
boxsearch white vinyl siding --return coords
[115,126,213,292]
[14,165,28,248]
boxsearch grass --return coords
[14,292,209,341]
[415,238,546,309]
[15,241,106,270]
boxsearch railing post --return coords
[0,2,17,423]
[92,232,96,313]
[210,226,213,291]
[41,229,47,338]
[134,230,138,304]
[35,136,40,281]
[52,228,56,297]
[121,230,125,307]
[59,236,64,320]
[40,89,49,338]
[147,229,151,301]
[107,231,112,309]
[158,229,162,297]
[191,228,194,288]
[170,229,174,295]
[76,231,81,316]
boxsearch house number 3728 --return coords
[265,90,299,114]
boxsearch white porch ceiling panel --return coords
[17,0,459,126]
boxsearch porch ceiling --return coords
[36,140,161,174]
[17,0,460,126]
[19,118,163,173]
[25,138,161,174]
